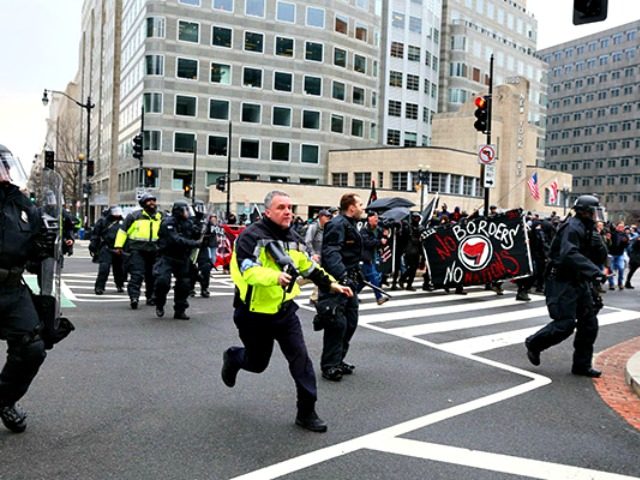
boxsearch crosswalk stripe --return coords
[388,305,550,337]
[358,290,515,312]
[438,309,640,355]
[360,295,532,325]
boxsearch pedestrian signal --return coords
[86,159,95,177]
[144,168,155,188]
[183,184,192,198]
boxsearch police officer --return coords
[0,145,51,433]
[154,201,201,319]
[319,193,364,381]
[525,195,607,378]
[189,200,213,298]
[221,190,352,433]
[114,193,162,309]
[90,206,125,295]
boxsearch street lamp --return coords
[561,186,570,216]
[42,89,95,225]
[417,164,430,213]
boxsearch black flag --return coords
[367,180,378,207]
[249,205,262,223]
[420,192,439,227]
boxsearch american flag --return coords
[528,172,540,201]
[548,180,559,204]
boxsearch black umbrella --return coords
[380,207,411,223]
[366,197,415,212]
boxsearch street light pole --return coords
[562,187,570,216]
[42,89,95,224]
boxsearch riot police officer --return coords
[114,193,162,309]
[0,145,50,432]
[525,195,607,378]
[319,193,364,381]
[189,200,213,298]
[90,205,125,295]
[153,201,201,319]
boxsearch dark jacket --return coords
[157,215,200,261]
[321,214,363,280]
[90,215,124,253]
[548,216,601,282]
[360,224,382,264]
[0,184,43,269]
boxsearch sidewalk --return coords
[593,336,640,430]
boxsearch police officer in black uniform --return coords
[153,201,201,319]
[90,205,125,295]
[189,200,214,298]
[319,193,364,381]
[0,145,50,433]
[525,195,607,378]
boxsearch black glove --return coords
[594,272,608,284]
[339,274,358,292]
[35,230,57,259]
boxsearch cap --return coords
[318,209,331,217]
[489,205,497,209]
[328,207,338,213]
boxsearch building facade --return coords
[438,0,547,164]
[378,0,442,148]
[539,20,640,222]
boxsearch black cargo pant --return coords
[126,249,157,302]
[95,247,125,292]
[319,292,359,372]
[0,284,47,407]
[226,303,317,413]
[526,277,598,371]
[153,256,191,314]
[191,249,212,292]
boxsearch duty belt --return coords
[0,267,25,286]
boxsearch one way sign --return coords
[483,164,496,188]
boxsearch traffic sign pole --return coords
[481,54,494,215]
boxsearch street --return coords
[1,245,639,480]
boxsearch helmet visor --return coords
[593,206,606,223]
[110,206,123,217]
[0,149,28,188]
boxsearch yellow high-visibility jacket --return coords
[114,209,162,251]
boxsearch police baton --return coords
[362,279,392,298]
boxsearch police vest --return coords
[114,209,162,250]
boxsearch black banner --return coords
[422,209,532,287]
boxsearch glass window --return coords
[271,142,289,161]
[273,72,292,92]
[210,63,231,84]
[179,0,199,5]
[390,42,404,58]
[175,95,197,116]
[245,0,264,17]
[354,54,366,73]
[387,129,400,146]
[276,1,295,22]
[212,26,232,47]
[392,11,405,28]
[174,132,196,153]
[209,99,229,120]
[208,136,227,156]
[244,31,264,52]
[351,119,364,137]
[213,0,233,12]
[331,114,343,133]
[305,42,323,62]
[406,74,419,91]
[405,103,418,120]
[242,103,261,123]
[178,20,199,42]
[332,173,348,187]
[302,110,320,129]
[243,67,262,88]
[145,55,164,75]
[332,81,345,100]
[240,139,260,158]
[388,100,401,117]
[143,92,162,113]
[275,37,294,57]
[304,76,321,95]
[146,17,165,38]
[354,172,371,188]
[144,130,161,151]
[335,15,348,34]
[301,145,319,164]
[390,71,402,87]
[306,7,324,28]
[272,106,291,126]
[408,45,420,61]
[334,48,347,67]
[353,86,364,105]
[409,16,422,33]
[355,24,367,41]
[177,58,198,80]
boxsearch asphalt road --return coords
[1,247,638,480]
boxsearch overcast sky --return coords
[0,0,639,168]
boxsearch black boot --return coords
[295,409,328,433]
[201,289,210,298]
[155,306,165,318]
[0,404,27,433]
[339,361,355,375]
[173,311,190,320]
[571,366,602,378]
[516,289,531,301]
[130,298,139,310]
[525,340,540,366]
[221,349,238,387]
[321,367,343,381]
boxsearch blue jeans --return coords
[361,262,382,300]
[610,254,625,287]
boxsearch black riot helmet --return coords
[172,200,190,218]
[572,195,606,222]
[193,199,206,219]
[109,205,123,218]
[138,192,156,208]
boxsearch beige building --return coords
[209,77,570,218]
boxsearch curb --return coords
[625,351,640,399]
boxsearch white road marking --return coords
[369,438,639,480]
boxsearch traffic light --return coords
[473,96,490,133]
[29,192,36,203]
[44,150,55,170]
[83,183,93,195]
[573,0,607,25]
[216,176,226,192]
[144,168,155,188]
[183,183,192,198]
[86,159,95,177]
[132,134,143,160]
